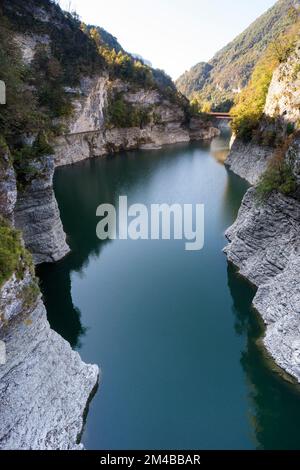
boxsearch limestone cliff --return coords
[224,42,300,382]
[14,156,70,264]
[225,139,273,185]
[0,271,99,449]
[226,42,300,184]
[0,147,17,223]
[225,187,300,382]
[0,153,99,451]
[0,126,69,265]
[0,166,98,449]
[55,76,219,167]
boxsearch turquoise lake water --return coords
[38,133,300,450]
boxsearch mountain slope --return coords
[176,0,299,110]
[0,0,184,166]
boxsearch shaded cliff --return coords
[225,185,300,382]
[14,155,69,264]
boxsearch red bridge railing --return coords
[207,112,232,120]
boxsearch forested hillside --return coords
[176,0,299,111]
[0,0,184,186]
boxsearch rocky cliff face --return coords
[225,138,273,185]
[264,43,300,125]
[224,187,300,382]
[55,76,219,167]
[0,147,17,223]
[224,42,300,382]
[14,156,70,264]
[0,272,99,449]
[0,157,98,449]
[226,42,300,185]
[0,166,98,449]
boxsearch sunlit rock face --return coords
[225,41,300,185]
[264,43,300,125]
[224,186,300,383]
[224,42,300,379]
[0,278,99,449]
[54,75,219,167]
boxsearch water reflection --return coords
[210,128,231,164]
[38,262,86,348]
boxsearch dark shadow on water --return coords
[37,261,86,348]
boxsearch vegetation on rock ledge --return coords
[231,18,300,142]
[0,0,188,186]
[106,95,151,129]
[256,139,297,200]
[176,1,299,111]
[0,218,35,289]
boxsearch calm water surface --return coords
[38,132,300,450]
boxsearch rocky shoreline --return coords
[224,187,300,383]
[54,76,219,168]
[224,43,300,383]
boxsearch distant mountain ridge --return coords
[176,0,300,110]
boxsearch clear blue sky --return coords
[57,0,277,79]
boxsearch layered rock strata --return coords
[0,273,99,449]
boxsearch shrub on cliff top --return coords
[231,19,300,142]
[230,50,278,142]
[0,218,34,288]
[256,141,297,200]
[13,132,54,188]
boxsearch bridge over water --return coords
[208,112,232,120]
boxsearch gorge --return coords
[1,0,300,451]
[37,134,300,450]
